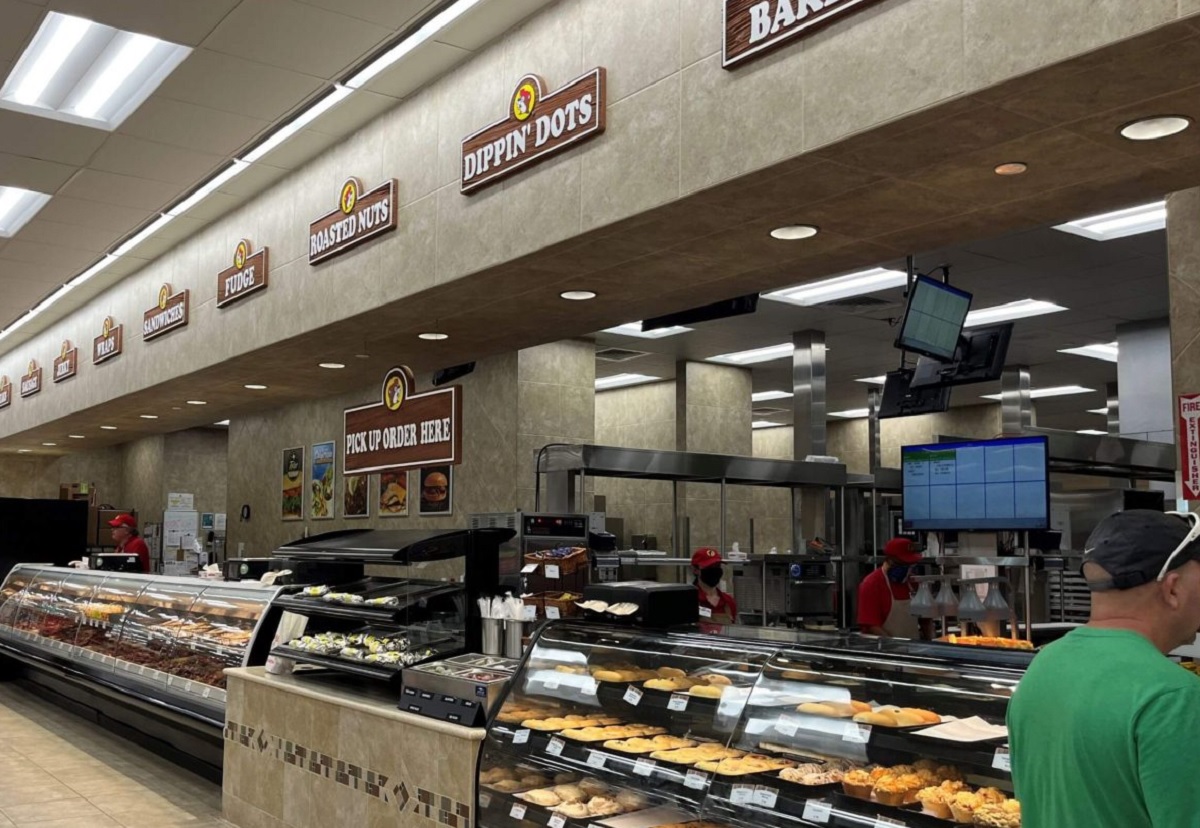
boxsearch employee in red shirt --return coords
[692,548,738,624]
[857,537,925,638]
[109,513,150,573]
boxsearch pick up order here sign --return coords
[343,366,463,475]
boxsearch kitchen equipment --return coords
[223,558,273,582]
[581,581,698,627]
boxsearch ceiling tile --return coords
[0,258,73,286]
[435,0,551,51]
[58,168,180,212]
[0,110,107,166]
[203,0,392,80]
[361,40,470,100]
[89,134,225,186]
[35,195,152,234]
[0,152,77,194]
[155,48,326,122]
[0,239,97,269]
[0,0,42,65]
[117,96,271,157]
[294,0,434,30]
[13,219,114,252]
[49,0,241,46]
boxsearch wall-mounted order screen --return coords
[902,436,1049,531]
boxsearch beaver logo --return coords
[158,285,170,310]
[340,179,359,215]
[234,240,249,270]
[101,317,113,338]
[512,81,538,121]
[60,340,71,359]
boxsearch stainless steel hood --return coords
[938,429,1176,482]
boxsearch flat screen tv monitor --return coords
[894,276,973,362]
[901,436,1050,532]
[878,368,951,419]
[909,323,1014,389]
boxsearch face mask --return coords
[700,566,724,588]
[887,565,910,583]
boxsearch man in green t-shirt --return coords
[1008,510,1200,827]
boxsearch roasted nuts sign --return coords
[143,284,189,341]
[20,360,41,398]
[218,239,269,308]
[309,178,397,265]
[344,366,463,475]
[94,316,123,365]
[461,68,606,194]
[53,340,78,383]
[0,376,10,409]
[723,0,888,68]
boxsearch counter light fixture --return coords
[769,225,819,241]
[68,434,84,439]
[186,400,206,405]
[1058,341,1118,363]
[0,185,52,238]
[751,390,793,402]
[214,419,230,427]
[994,162,1028,176]
[602,321,692,339]
[1077,429,1109,436]
[595,373,661,391]
[981,385,1094,401]
[764,267,907,308]
[1054,200,1166,241]
[964,298,1066,327]
[418,332,448,341]
[319,362,345,369]
[1120,116,1191,142]
[41,442,56,446]
[138,414,157,419]
[560,290,597,301]
[828,408,871,419]
[752,420,787,429]
[1088,407,1109,415]
[244,384,268,390]
[855,375,888,385]
[707,342,793,366]
[99,425,116,430]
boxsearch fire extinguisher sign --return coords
[1179,393,1200,500]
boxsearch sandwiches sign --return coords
[723,0,889,68]
[461,68,606,194]
[218,239,269,308]
[309,178,397,265]
[94,316,123,365]
[20,360,41,398]
[143,284,189,341]
[0,376,10,409]
[343,366,463,475]
[53,339,78,383]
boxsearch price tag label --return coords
[753,786,779,809]
[698,605,712,618]
[521,564,539,574]
[633,758,656,777]
[586,751,606,769]
[802,800,832,823]
[523,605,538,622]
[202,687,213,699]
[582,679,599,697]
[546,606,561,620]
[545,564,561,580]
[543,676,561,691]
[684,769,708,790]
[875,817,906,828]
[549,815,567,828]
[546,737,565,757]
[730,786,754,806]
[775,717,799,737]
[624,685,644,706]
[513,729,531,745]
[843,722,872,743]
[992,747,1012,772]
[668,694,689,712]
[480,794,492,809]
[509,804,527,820]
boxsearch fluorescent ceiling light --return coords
[346,0,484,89]
[214,420,230,427]
[752,390,793,402]
[319,362,346,369]
[753,420,787,429]
[981,385,1094,401]
[167,161,249,216]
[855,375,888,385]
[602,321,692,339]
[70,255,119,288]
[99,425,117,430]
[1077,429,1108,436]
[708,342,792,365]
[1058,341,1118,363]
[1054,201,1166,241]
[829,408,871,419]
[1088,407,1109,415]
[139,414,157,419]
[595,373,660,391]
[113,212,176,256]
[0,12,190,130]
[0,185,51,238]
[964,299,1066,327]
[764,268,907,307]
[240,86,352,163]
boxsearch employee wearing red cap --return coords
[692,548,737,625]
[857,538,924,638]
[109,513,150,573]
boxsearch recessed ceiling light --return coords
[981,385,1094,401]
[560,290,597,301]
[100,425,117,430]
[602,321,692,339]
[418,332,449,341]
[764,267,907,307]
[1058,341,1118,363]
[964,298,1067,327]
[213,419,230,427]
[319,362,346,369]
[186,400,206,405]
[829,408,871,419]
[244,384,268,390]
[1077,429,1109,436]
[855,375,888,385]
[769,225,819,241]
[0,12,191,131]
[752,420,787,429]
[355,353,371,359]
[707,342,793,366]
[41,442,56,446]
[68,434,84,439]
[17,449,30,453]
[594,373,661,390]
[1088,407,1109,415]
[752,390,793,402]
[1054,201,1165,241]
[1120,116,1191,141]
[138,414,158,419]
[171,406,182,410]
[0,185,51,238]
[994,162,1028,176]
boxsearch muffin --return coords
[950,792,983,824]
[872,774,915,807]
[938,765,965,783]
[842,768,874,799]
[976,787,1007,805]
[917,786,953,819]
[973,799,1021,828]
[896,773,926,804]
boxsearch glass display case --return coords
[479,622,1029,828]
[0,564,281,724]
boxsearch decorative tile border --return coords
[224,720,472,827]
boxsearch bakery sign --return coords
[461,68,606,194]
[53,339,78,383]
[143,284,189,341]
[343,366,463,474]
[723,0,889,68]
[218,239,269,308]
[20,360,41,398]
[94,316,123,365]
[309,178,397,265]
[0,376,10,409]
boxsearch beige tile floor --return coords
[0,682,231,828]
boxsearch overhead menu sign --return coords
[218,239,269,307]
[0,376,10,409]
[461,68,606,194]
[20,360,41,398]
[53,339,78,383]
[143,284,189,341]
[94,316,123,365]
[344,366,463,475]
[1181,393,1200,500]
[723,0,889,68]
[309,178,397,265]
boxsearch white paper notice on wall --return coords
[167,492,194,510]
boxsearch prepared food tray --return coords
[838,761,1021,826]
[939,635,1034,652]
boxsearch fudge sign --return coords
[20,360,41,398]
[143,284,190,341]
[93,316,123,365]
[343,366,463,475]
[308,178,397,265]
[0,376,10,409]
[723,0,890,68]
[461,68,606,194]
[53,339,78,383]
[218,239,269,308]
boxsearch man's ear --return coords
[1162,571,1185,609]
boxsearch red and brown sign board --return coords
[309,178,397,265]
[218,239,269,308]
[20,360,41,398]
[94,316,123,365]
[344,366,463,475]
[143,284,189,341]
[53,339,78,383]
[0,376,10,409]
[461,68,606,195]
[723,0,889,68]
[1180,393,1200,499]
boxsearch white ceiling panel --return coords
[13,218,115,251]
[0,239,98,269]
[0,152,77,193]
[49,0,241,46]
[361,40,470,100]
[154,48,325,122]
[89,134,224,186]
[0,0,41,64]
[295,0,434,30]
[117,96,270,157]
[203,0,391,80]
[0,258,74,285]
[0,109,107,166]
[58,168,180,212]
[36,195,151,233]
[435,0,551,51]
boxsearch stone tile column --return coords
[1167,189,1200,503]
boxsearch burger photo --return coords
[419,468,451,514]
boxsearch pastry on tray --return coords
[841,768,874,799]
[603,736,695,753]
[973,800,1021,828]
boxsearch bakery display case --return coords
[479,623,1029,828]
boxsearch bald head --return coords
[1084,559,1200,653]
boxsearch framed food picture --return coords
[310,441,335,520]
[344,474,369,519]
[281,446,304,521]
[418,465,452,516]
[379,471,409,517]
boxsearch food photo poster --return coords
[418,465,452,516]
[344,474,369,519]
[281,446,304,521]
[310,441,335,520]
[379,471,409,516]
